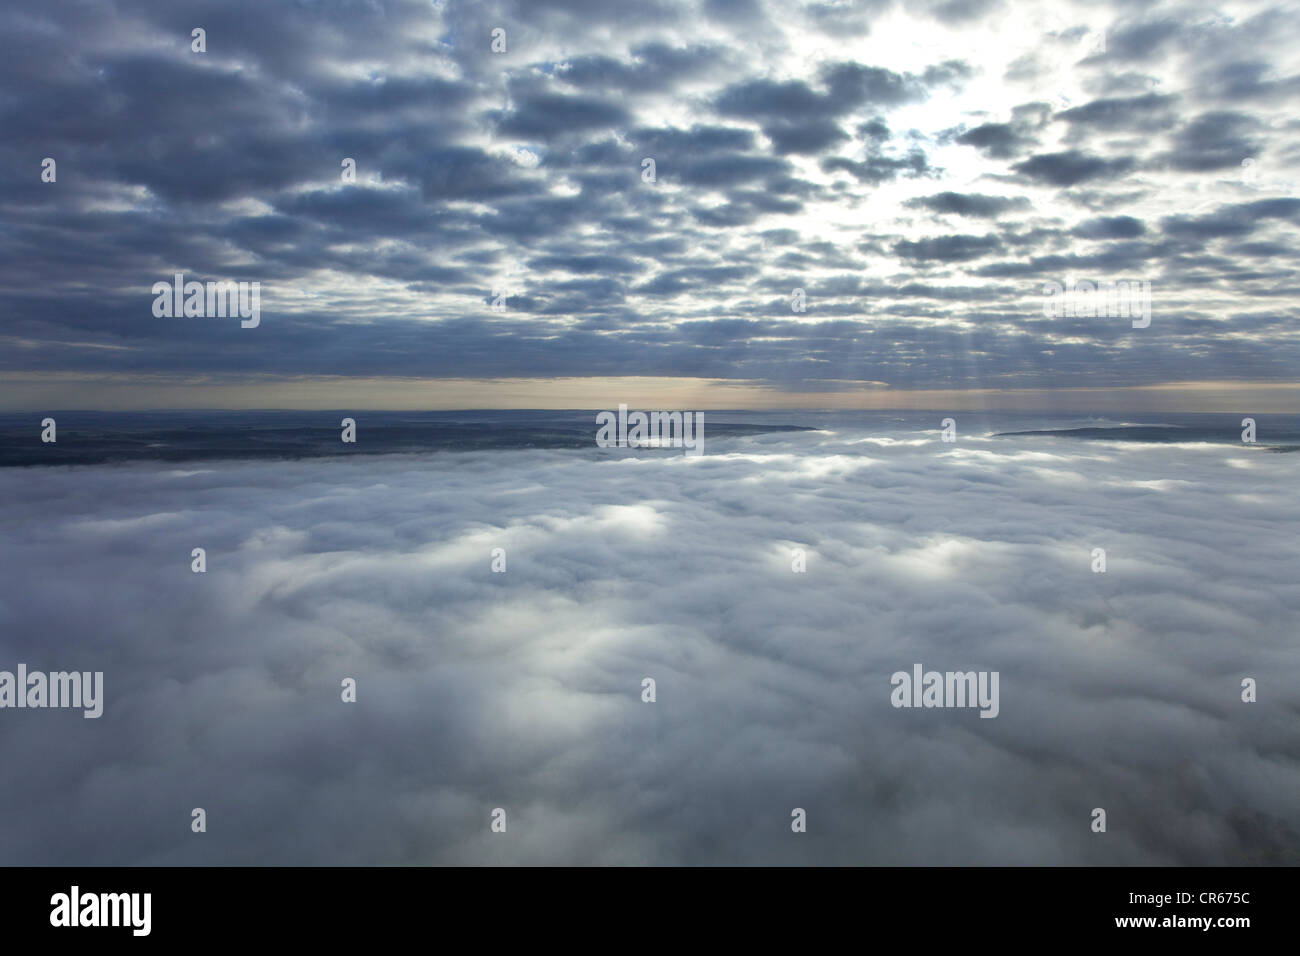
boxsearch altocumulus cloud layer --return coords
[2,0,1299,398]
[1,428,1296,864]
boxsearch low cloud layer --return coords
[1,426,1296,864]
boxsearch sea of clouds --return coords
[0,424,1296,865]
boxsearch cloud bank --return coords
[0,425,1295,864]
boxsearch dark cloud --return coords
[895,234,1004,262]
[1056,92,1179,132]
[764,119,850,155]
[907,192,1031,218]
[956,122,1034,158]
[1160,111,1263,171]
[1162,198,1300,241]
[1104,18,1184,59]
[950,104,1050,158]
[492,93,631,139]
[822,149,936,184]
[1199,60,1300,103]
[804,0,890,36]
[557,42,729,91]
[1072,216,1146,239]
[1012,151,1137,186]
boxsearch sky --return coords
[3,0,1299,410]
